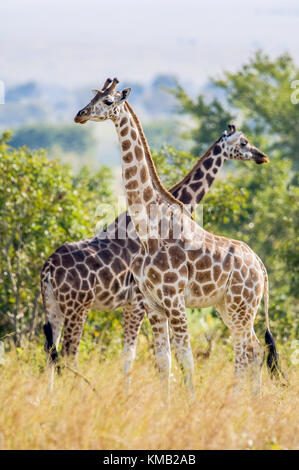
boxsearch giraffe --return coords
[73,78,282,397]
[41,79,267,390]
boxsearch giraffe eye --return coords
[104,99,113,106]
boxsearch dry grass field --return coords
[0,341,298,450]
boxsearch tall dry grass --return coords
[0,343,298,450]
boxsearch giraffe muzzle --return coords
[74,110,89,124]
[251,146,270,165]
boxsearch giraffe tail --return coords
[262,264,287,384]
[41,266,60,367]
[43,321,59,364]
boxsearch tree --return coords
[0,131,114,345]
[9,123,97,155]
[214,51,299,170]
[170,86,233,156]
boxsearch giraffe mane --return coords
[125,101,193,220]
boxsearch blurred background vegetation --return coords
[0,52,298,357]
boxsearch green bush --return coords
[0,131,114,345]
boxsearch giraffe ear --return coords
[228,124,236,135]
[120,88,131,101]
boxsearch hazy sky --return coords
[1,0,298,88]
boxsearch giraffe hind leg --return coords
[123,296,146,394]
[216,300,263,396]
[232,327,263,396]
[61,305,91,365]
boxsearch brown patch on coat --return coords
[125,179,138,190]
[127,190,140,206]
[127,238,140,254]
[132,256,143,275]
[213,265,221,282]
[196,255,211,270]
[122,140,131,151]
[56,267,66,285]
[111,257,126,274]
[213,250,222,263]
[255,283,262,296]
[233,271,243,284]
[140,166,149,183]
[120,117,128,127]
[148,239,158,255]
[203,283,215,295]
[164,271,178,283]
[135,145,143,160]
[217,273,228,287]
[153,251,169,271]
[190,282,202,297]
[123,152,133,163]
[231,285,242,295]
[240,265,248,279]
[250,268,259,283]
[99,249,114,265]
[223,253,233,271]
[234,256,242,269]
[148,267,162,284]
[77,263,88,279]
[169,245,186,268]
[196,270,211,283]
[143,186,154,202]
[61,254,75,268]
[120,126,128,137]
[188,248,203,262]
[124,166,137,179]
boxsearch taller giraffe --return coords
[74,78,281,397]
[42,80,267,391]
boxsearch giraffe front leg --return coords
[123,295,146,394]
[168,297,195,400]
[146,305,171,403]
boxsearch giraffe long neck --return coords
[115,102,190,242]
[169,142,228,213]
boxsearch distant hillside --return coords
[0,74,198,167]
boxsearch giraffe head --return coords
[74,78,131,124]
[218,125,269,164]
